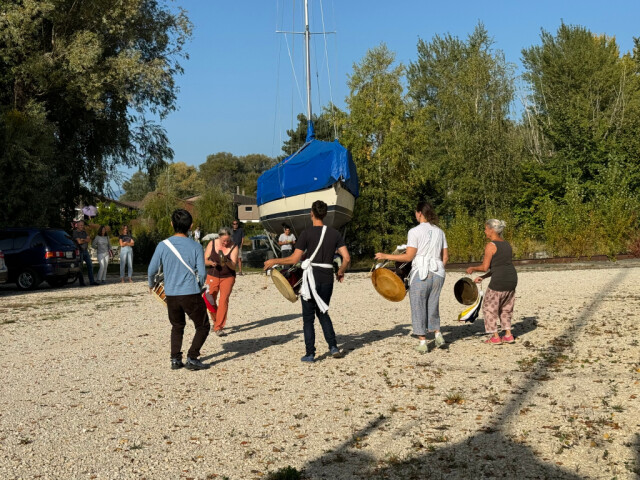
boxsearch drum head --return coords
[454,277,478,305]
[271,268,298,303]
[371,268,407,302]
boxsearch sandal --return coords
[484,336,502,345]
[501,335,515,344]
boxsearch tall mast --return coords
[304,0,312,122]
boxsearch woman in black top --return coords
[204,227,238,336]
[466,219,518,345]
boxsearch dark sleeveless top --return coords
[208,243,237,278]
[488,241,518,292]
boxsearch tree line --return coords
[1,4,638,261]
[337,23,640,260]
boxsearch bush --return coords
[132,224,165,265]
[442,209,486,263]
[629,233,640,258]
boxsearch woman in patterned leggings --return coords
[466,219,518,345]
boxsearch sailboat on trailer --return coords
[256,0,359,236]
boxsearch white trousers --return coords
[97,252,109,282]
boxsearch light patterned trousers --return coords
[482,288,516,333]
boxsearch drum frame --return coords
[269,264,303,303]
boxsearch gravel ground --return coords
[0,264,639,479]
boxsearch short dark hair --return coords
[311,200,327,220]
[171,209,192,234]
[416,201,438,224]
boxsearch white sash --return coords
[300,226,333,313]
[163,239,202,288]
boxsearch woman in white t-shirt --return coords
[375,201,449,353]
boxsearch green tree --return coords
[281,112,337,156]
[0,104,57,226]
[0,0,191,227]
[194,187,234,235]
[522,23,640,198]
[199,152,274,196]
[407,23,520,218]
[93,202,138,232]
[339,44,417,254]
[120,170,153,202]
[155,162,204,200]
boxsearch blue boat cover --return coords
[257,124,359,206]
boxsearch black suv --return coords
[0,228,81,290]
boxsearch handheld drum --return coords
[268,264,303,303]
[151,270,167,306]
[454,277,483,323]
[371,247,411,302]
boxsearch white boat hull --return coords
[258,183,355,235]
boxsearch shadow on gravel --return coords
[300,270,629,479]
[338,324,411,355]
[439,315,540,346]
[228,313,300,334]
[201,330,303,366]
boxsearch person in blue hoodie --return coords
[148,209,209,371]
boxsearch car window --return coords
[12,232,29,249]
[30,233,46,249]
[0,232,12,251]
[254,239,268,249]
[43,230,75,247]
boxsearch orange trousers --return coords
[205,275,235,331]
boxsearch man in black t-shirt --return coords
[264,200,350,363]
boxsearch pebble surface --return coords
[0,264,639,479]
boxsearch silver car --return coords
[0,250,7,284]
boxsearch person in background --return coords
[466,219,518,345]
[278,224,296,258]
[264,200,350,363]
[119,225,135,283]
[92,225,111,284]
[194,226,201,243]
[73,220,98,286]
[204,227,239,336]
[231,219,245,275]
[148,209,209,371]
[375,201,448,353]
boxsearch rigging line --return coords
[290,0,296,137]
[272,0,284,158]
[284,34,305,131]
[313,34,322,120]
[319,0,338,139]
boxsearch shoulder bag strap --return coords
[163,239,198,281]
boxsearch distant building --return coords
[234,188,258,223]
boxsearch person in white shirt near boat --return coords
[264,200,350,363]
[278,225,296,257]
[375,201,448,353]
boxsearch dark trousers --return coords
[78,249,95,285]
[166,294,210,360]
[301,282,337,356]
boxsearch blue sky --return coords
[130,0,640,182]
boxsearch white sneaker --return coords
[434,332,446,348]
